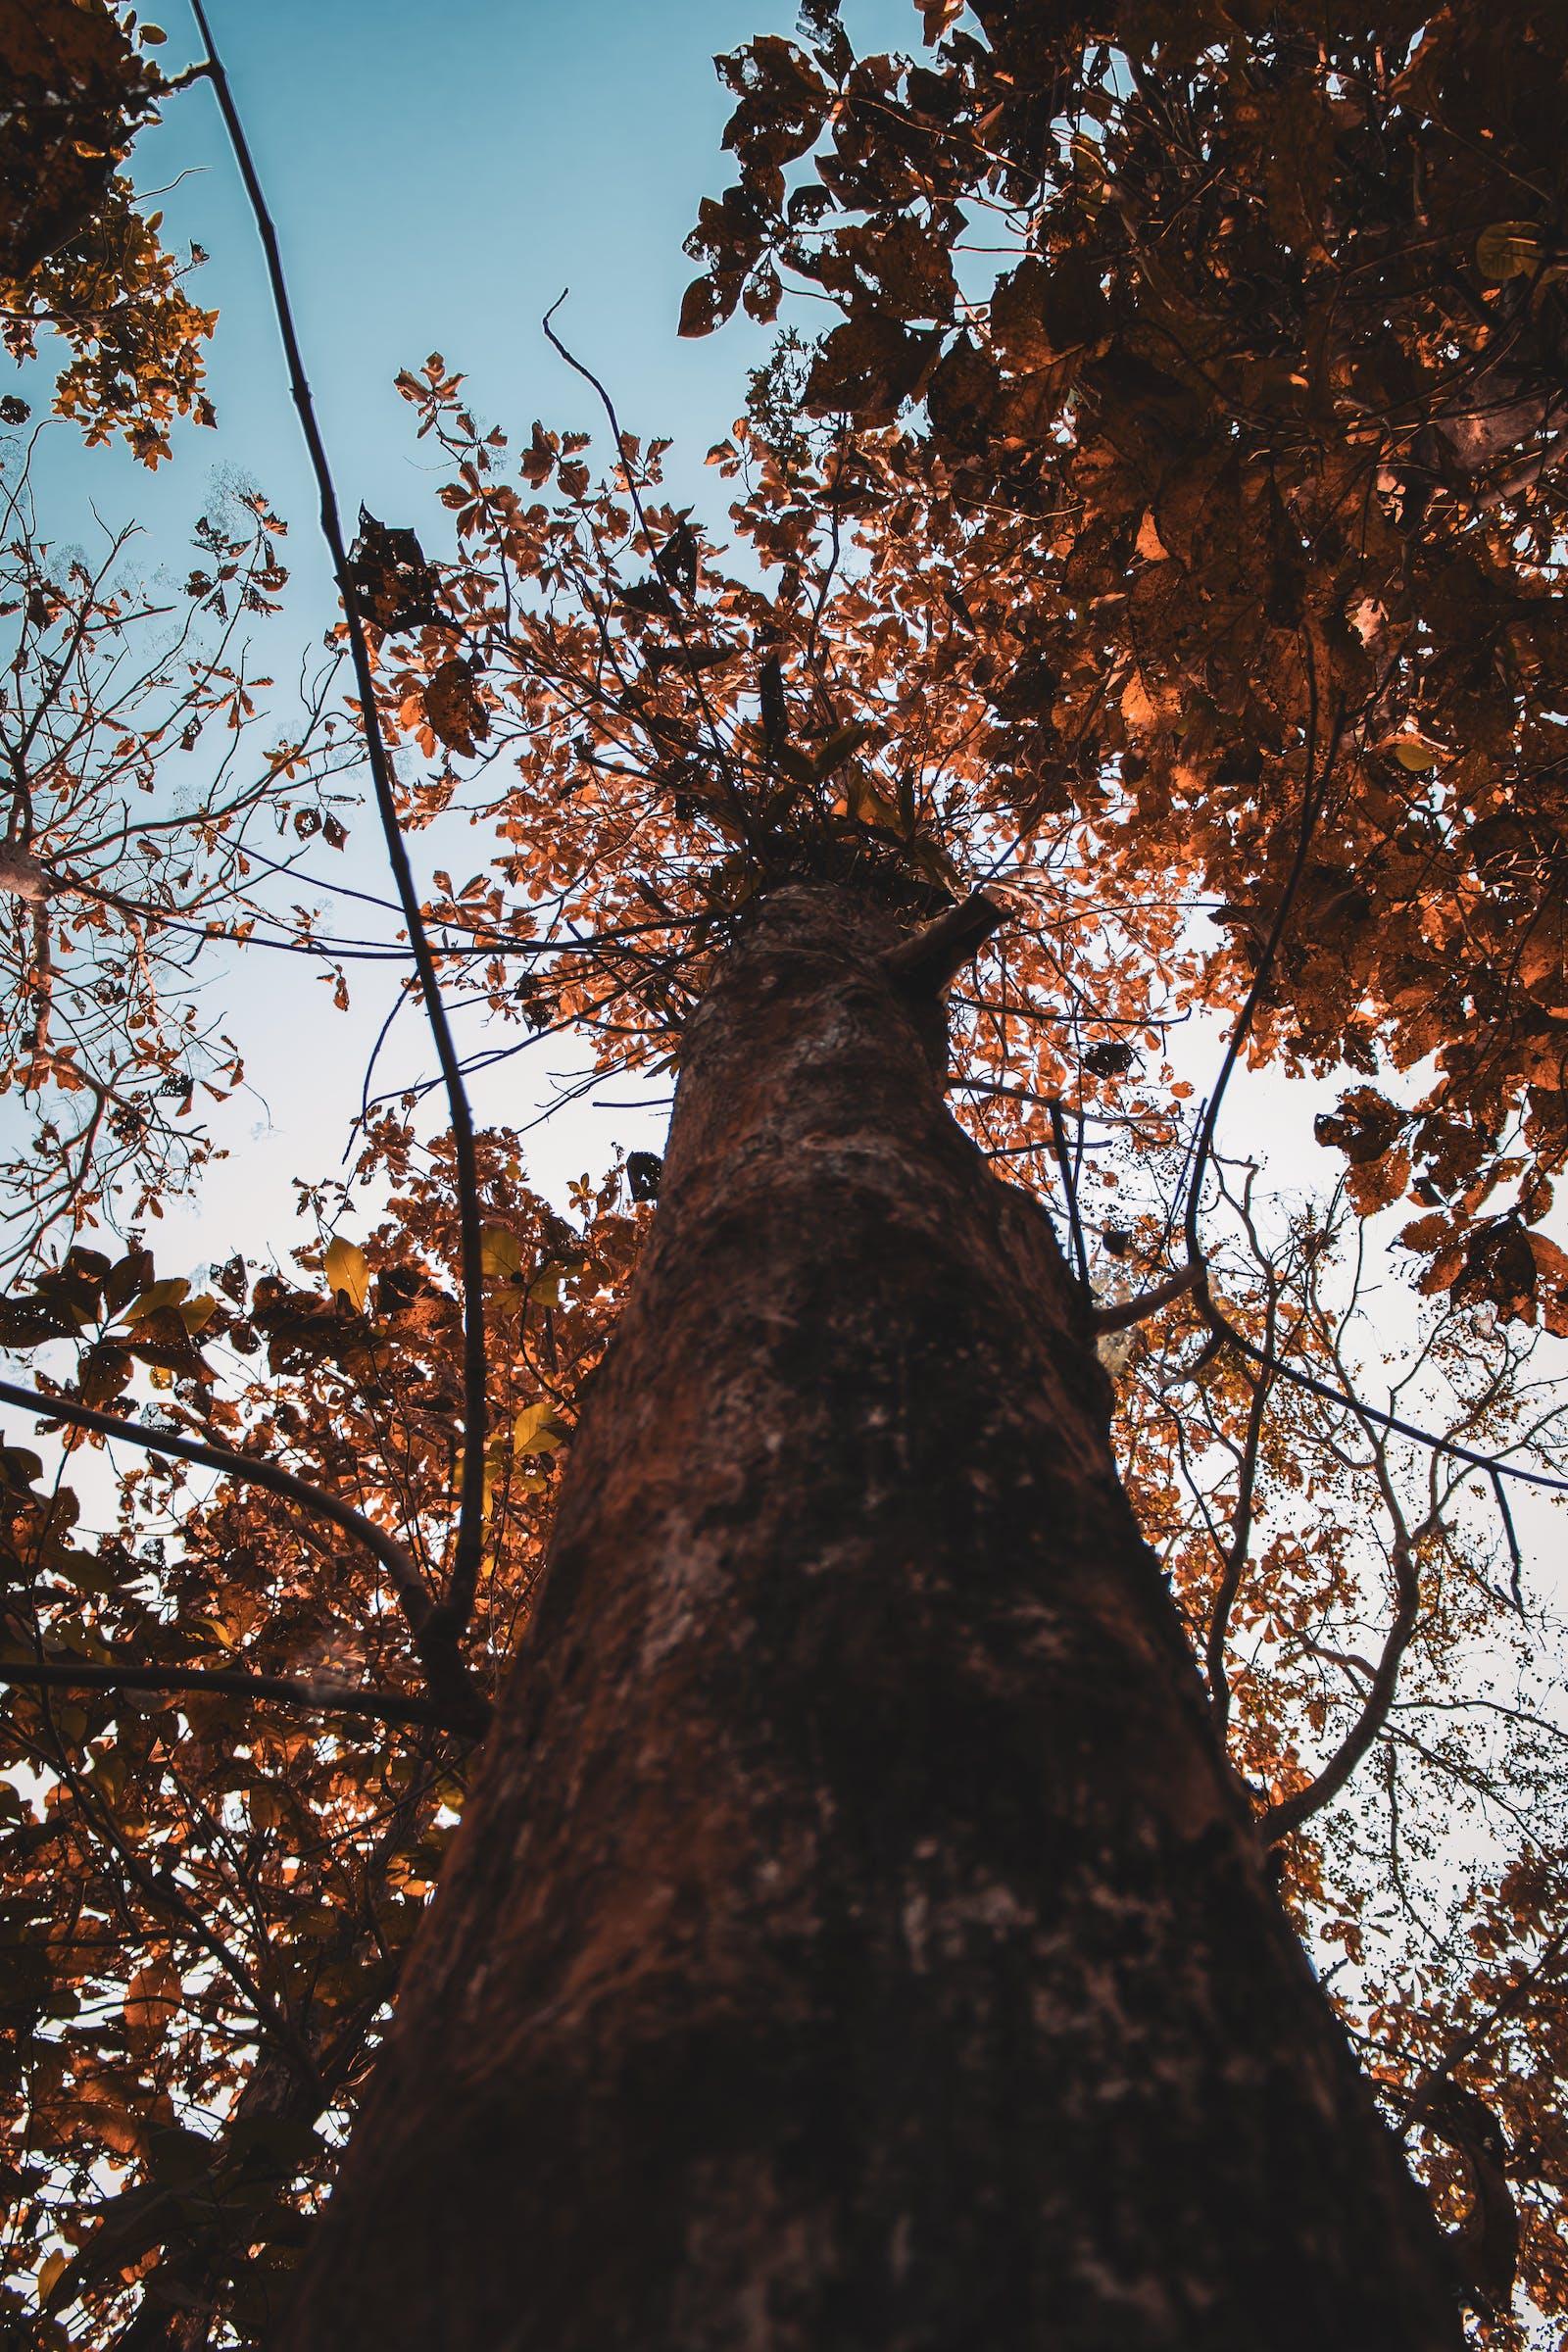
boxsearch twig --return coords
[1048,1098,1092,1293]
[1491,1465,1525,1613]
[188,2,492,1646]
[1181,1311,1568,1499]
[0,1654,469,1733]
[1262,1404,1422,1842]
[1204,1286,1277,1737]
[541,295,747,828]
[1183,681,1342,1291]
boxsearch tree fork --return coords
[288,882,1459,2350]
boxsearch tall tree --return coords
[8,7,1568,2346]
[284,873,1464,2350]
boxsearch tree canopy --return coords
[684,0,1568,1335]
[3,4,1568,2344]
[0,0,215,462]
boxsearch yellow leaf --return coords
[37,2249,69,2308]
[122,1277,190,1323]
[777,744,818,787]
[323,1237,369,1312]
[514,1399,569,1454]
[528,1262,564,1306]
[838,771,906,832]
[810,720,879,780]
[480,1225,524,1280]
[1476,220,1544,282]
[178,1292,217,1332]
[1390,732,1446,771]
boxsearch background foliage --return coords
[3,4,1568,2344]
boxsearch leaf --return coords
[423,658,490,759]
[103,1249,155,1315]
[528,1262,564,1307]
[805,315,942,422]
[679,274,730,338]
[1476,221,1544,282]
[323,1239,369,1313]
[838,770,906,832]
[1315,1089,1404,1167]
[1518,907,1568,1010]
[122,1957,180,2051]
[1389,731,1446,771]
[345,510,442,633]
[920,0,965,39]
[122,1277,190,1323]
[1135,510,1169,563]
[78,1343,130,1409]
[479,1225,523,1280]
[513,1399,569,1455]
[1529,1230,1568,1337]
[1447,1215,1541,1325]
[812,721,881,778]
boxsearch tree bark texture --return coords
[288,883,1461,2350]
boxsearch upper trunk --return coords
[287,883,1460,2351]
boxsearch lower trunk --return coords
[288,883,1459,2350]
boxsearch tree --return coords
[1,0,217,464]
[6,5,1568,2346]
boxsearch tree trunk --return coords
[287,882,1460,2350]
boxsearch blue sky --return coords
[47,1,913,551]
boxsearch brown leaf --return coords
[346,510,443,634]
[423,659,490,759]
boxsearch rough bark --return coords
[287,882,1461,2351]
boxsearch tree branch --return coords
[0,1654,470,1733]
[188,3,493,1653]
[1089,1265,1197,1336]
[1204,1282,1277,1737]
[0,1377,489,1731]
[882,890,1006,997]
[1261,1469,1421,1843]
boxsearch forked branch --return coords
[882,890,1006,997]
